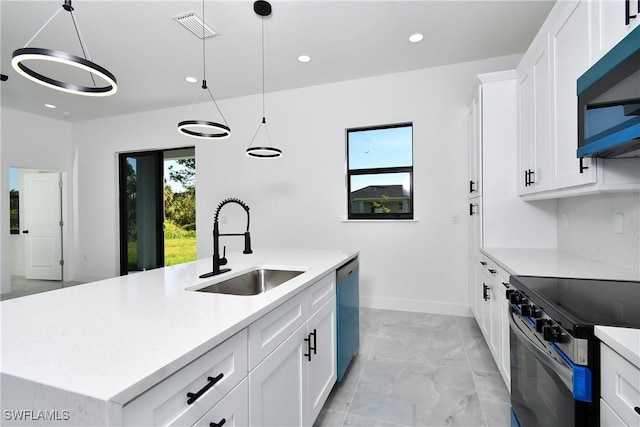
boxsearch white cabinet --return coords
[249,325,308,427]
[476,255,510,389]
[193,380,249,427]
[468,88,483,199]
[549,0,597,190]
[590,0,640,63]
[122,330,248,427]
[515,0,640,200]
[517,38,551,195]
[248,273,337,427]
[600,344,640,427]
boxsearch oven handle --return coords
[509,310,573,391]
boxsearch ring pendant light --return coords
[11,0,117,96]
[177,0,231,139]
[246,0,282,159]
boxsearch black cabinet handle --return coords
[579,157,589,174]
[488,269,497,274]
[22,230,29,234]
[304,334,312,361]
[626,0,637,25]
[310,329,317,355]
[469,180,476,193]
[186,373,224,404]
[469,203,474,216]
[210,419,226,427]
[479,261,488,266]
[482,283,490,301]
[634,406,640,415]
[502,282,510,288]
[525,169,535,186]
[524,170,529,187]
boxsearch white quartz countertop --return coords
[0,248,356,406]
[482,247,640,281]
[595,326,640,369]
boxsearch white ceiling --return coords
[0,0,555,122]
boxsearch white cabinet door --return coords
[468,89,483,199]
[590,0,640,63]
[249,325,308,427]
[550,0,597,189]
[307,297,337,423]
[518,68,535,195]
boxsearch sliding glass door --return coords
[118,151,164,275]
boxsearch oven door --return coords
[509,310,576,427]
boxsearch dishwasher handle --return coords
[337,257,359,282]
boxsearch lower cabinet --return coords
[249,325,308,426]
[122,330,248,426]
[248,297,336,427]
[121,271,338,427]
[248,273,337,427]
[600,344,640,427]
[473,255,510,390]
[192,380,248,427]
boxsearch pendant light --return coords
[177,0,230,139]
[11,0,117,96]
[246,0,282,159]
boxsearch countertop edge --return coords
[595,325,640,369]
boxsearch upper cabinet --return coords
[549,1,597,190]
[468,87,483,200]
[590,0,640,62]
[516,0,640,200]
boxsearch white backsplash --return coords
[558,192,640,275]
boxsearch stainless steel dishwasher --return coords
[336,257,359,382]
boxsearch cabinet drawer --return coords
[601,345,640,427]
[123,330,247,426]
[192,379,248,427]
[601,398,628,427]
[308,272,336,314]
[249,291,307,370]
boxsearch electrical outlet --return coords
[560,213,569,228]
[614,213,624,234]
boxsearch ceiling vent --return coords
[173,11,218,39]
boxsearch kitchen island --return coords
[1,248,357,426]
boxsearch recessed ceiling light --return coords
[44,103,56,109]
[409,33,424,43]
[185,76,197,83]
[297,55,311,63]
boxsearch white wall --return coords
[72,54,521,315]
[558,192,640,276]
[0,107,73,293]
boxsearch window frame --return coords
[346,122,414,220]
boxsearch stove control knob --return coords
[535,318,549,333]
[542,324,562,343]
[509,292,527,305]
[520,305,540,318]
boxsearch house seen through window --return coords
[347,123,413,219]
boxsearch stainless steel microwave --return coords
[577,25,640,158]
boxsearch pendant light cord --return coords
[261,16,266,121]
[22,2,96,87]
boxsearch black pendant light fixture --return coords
[177,0,230,139]
[11,0,117,96]
[246,0,282,159]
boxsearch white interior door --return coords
[24,173,62,280]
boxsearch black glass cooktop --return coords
[510,275,640,337]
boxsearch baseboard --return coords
[360,295,472,317]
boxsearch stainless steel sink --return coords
[194,269,304,296]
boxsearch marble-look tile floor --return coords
[1,276,84,301]
[315,308,511,427]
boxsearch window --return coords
[347,123,413,219]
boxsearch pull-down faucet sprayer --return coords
[199,198,253,279]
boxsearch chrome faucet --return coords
[200,198,253,278]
